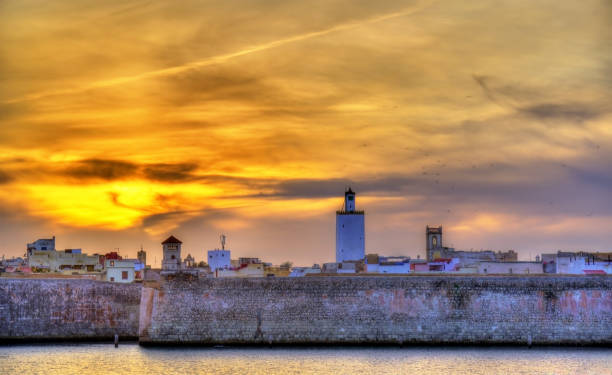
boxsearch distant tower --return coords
[161,235,182,274]
[426,226,443,261]
[336,188,365,262]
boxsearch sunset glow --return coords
[1,0,610,265]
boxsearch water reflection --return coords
[1,344,610,375]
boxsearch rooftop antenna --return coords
[220,234,226,250]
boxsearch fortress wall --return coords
[139,276,612,345]
[1,276,610,345]
[0,279,141,341]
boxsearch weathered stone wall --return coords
[139,276,612,345]
[0,279,141,341]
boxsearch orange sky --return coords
[1,0,611,266]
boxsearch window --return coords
[171,255,175,260]
[432,236,437,247]
[122,271,128,280]
[110,260,114,267]
[348,196,354,201]
[110,277,115,282]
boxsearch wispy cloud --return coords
[0,0,610,262]
[4,1,433,104]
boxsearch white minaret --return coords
[336,188,365,262]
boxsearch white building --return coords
[365,255,411,274]
[289,265,322,277]
[208,250,230,272]
[321,262,359,274]
[105,259,136,283]
[478,261,542,274]
[27,236,55,255]
[208,234,231,272]
[548,253,612,274]
[161,235,182,274]
[336,188,365,262]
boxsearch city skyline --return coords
[1,0,611,265]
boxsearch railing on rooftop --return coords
[336,210,365,215]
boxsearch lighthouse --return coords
[335,188,365,262]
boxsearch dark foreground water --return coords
[0,344,610,375]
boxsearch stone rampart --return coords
[0,279,141,341]
[139,276,612,345]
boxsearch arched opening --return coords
[432,236,437,247]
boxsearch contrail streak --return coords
[4,2,433,104]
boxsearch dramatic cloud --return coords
[0,170,12,184]
[0,0,610,264]
[63,159,138,181]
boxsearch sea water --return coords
[0,344,610,375]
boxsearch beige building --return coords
[28,249,102,273]
[216,263,264,278]
[264,265,291,277]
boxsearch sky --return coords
[1,0,611,266]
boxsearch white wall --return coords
[557,256,612,274]
[105,259,135,283]
[478,261,542,274]
[208,249,231,271]
[336,214,365,262]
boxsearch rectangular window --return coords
[110,277,115,282]
[122,271,128,280]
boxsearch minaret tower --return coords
[335,187,365,262]
[161,235,182,274]
[426,226,443,261]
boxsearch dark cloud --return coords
[0,169,12,184]
[566,164,612,191]
[63,159,138,180]
[140,209,207,230]
[57,159,208,183]
[473,75,610,123]
[268,159,612,217]
[518,102,604,122]
[143,162,199,182]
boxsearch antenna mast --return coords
[220,234,226,250]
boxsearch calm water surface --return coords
[0,344,610,375]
